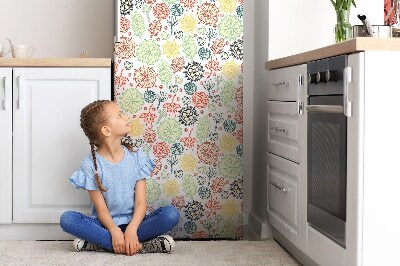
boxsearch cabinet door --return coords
[13,67,111,223]
[0,68,12,224]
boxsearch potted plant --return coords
[331,0,357,42]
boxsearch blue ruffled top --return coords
[70,146,155,226]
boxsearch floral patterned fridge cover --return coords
[114,0,243,239]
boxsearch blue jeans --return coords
[60,206,179,252]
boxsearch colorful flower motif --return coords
[205,196,222,217]
[132,12,146,37]
[172,196,186,210]
[180,154,197,172]
[220,222,235,238]
[149,19,162,38]
[184,221,197,234]
[222,199,240,219]
[184,82,197,95]
[236,5,243,18]
[171,3,184,16]
[205,57,222,78]
[146,178,161,204]
[137,40,161,65]
[145,0,156,4]
[191,231,208,238]
[157,118,182,143]
[120,0,134,15]
[130,118,145,136]
[134,66,157,88]
[219,155,242,179]
[171,143,184,155]
[235,107,243,124]
[143,128,156,143]
[158,60,173,85]
[211,177,228,193]
[115,37,136,59]
[220,0,236,13]
[230,178,243,199]
[192,91,208,109]
[174,30,184,39]
[120,17,130,33]
[230,39,243,60]
[163,40,180,58]
[197,141,219,166]
[163,179,180,197]
[119,88,144,114]
[235,128,243,144]
[124,61,134,70]
[135,0,144,8]
[180,15,198,33]
[196,116,211,140]
[178,106,198,126]
[153,3,170,19]
[197,3,219,27]
[184,62,204,82]
[218,15,243,41]
[223,119,236,132]
[183,173,197,199]
[198,186,211,200]
[221,83,235,105]
[153,142,170,159]
[163,95,181,114]
[222,60,240,79]
[182,35,197,60]
[171,57,185,73]
[198,47,211,60]
[180,134,196,149]
[180,0,197,10]
[220,134,236,152]
[210,38,225,54]
[144,90,157,103]
[184,200,204,221]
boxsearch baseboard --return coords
[248,211,272,239]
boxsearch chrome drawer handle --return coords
[270,127,288,133]
[272,81,289,87]
[270,181,290,192]
[2,77,6,110]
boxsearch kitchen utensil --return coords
[11,44,34,58]
[0,38,12,57]
[352,14,392,38]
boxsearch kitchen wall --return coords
[0,0,114,58]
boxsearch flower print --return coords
[149,19,162,38]
[236,85,243,104]
[180,15,197,33]
[211,177,228,193]
[169,85,178,93]
[180,0,197,10]
[172,196,186,210]
[184,62,204,82]
[174,30,184,39]
[115,37,136,59]
[157,118,182,143]
[120,0,134,15]
[220,222,235,238]
[218,15,243,41]
[153,3,170,19]
[163,95,181,114]
[197,141,219,166]
[180,129,196,149]
[124,61,134,70]
[197,3,219,27]
[119,88,144,114]
[221,51,230,60]
[198,186,211,200]
[164,0,178,4]
[198,47,211,60]
[230,179,243,199]
[210,38,225,54]
[219,155,242,180]
[180,154,197,172]
[182,173,197,198]
[223,119,236,132]
[146,178,161,204]
[196,117,211,140]
[151,159,162,176]
[137,40,161,65]
[222,60,240,79]
[182,35,197,60]
[221,83,234,105]
[192,231,208,238]
[220,0,236,13]
[114,69,129,88]
[230,39,243,60]
[171,3,184,16]
[134,0,144,8]
[144,90,157,103]
[205,196,222,217]
[171,143,184,155]
[235,107,243,124]
[163,40,180,58]
[197,37,206,47]
[192,91,208,109]
[143,128,156,143]
[205,57,221,78]
[237,0,244,4]
[197,175,207,186]
[163,179,180,197]
[120,17,130,33]
[132,12,146,37]
[179,106,198,126]
[145,0,156,4]
[184,200,204,221]
[171,56,185,73]
[222,199,240,219]
[236,5,243,18]
[184,82,197,95]
[220,134,236,153]
[130,118,145,136]
[184,221,197,234]
[153,142,170,159]
[134,66,157,88]
[235,128,243,144]
[158,61,173,85]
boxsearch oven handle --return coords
[306,105,343,114]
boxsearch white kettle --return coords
[0,38,12,57]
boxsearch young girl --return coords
[60,100,179,256]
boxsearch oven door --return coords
[306,95,347,248]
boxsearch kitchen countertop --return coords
[265,37,400,70]
[0,58,111,67]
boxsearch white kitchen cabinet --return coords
[266,64,307,253]
[0,67,111,238]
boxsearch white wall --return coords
[0,0,114,58]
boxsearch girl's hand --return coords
[124,227,141,256]
[110,227,125,254]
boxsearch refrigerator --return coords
[114,0,244,239]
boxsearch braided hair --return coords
[80,100,133,192]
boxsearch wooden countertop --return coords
[0,58,111,67]
[265,37,400,70]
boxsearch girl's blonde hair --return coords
[80,100,133,192]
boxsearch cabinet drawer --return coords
[266,64,306,101]
[267,153,299,244]
[267,101,299,163]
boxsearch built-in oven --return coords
[306,55,348,248]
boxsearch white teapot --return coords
[0,38,12,57]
